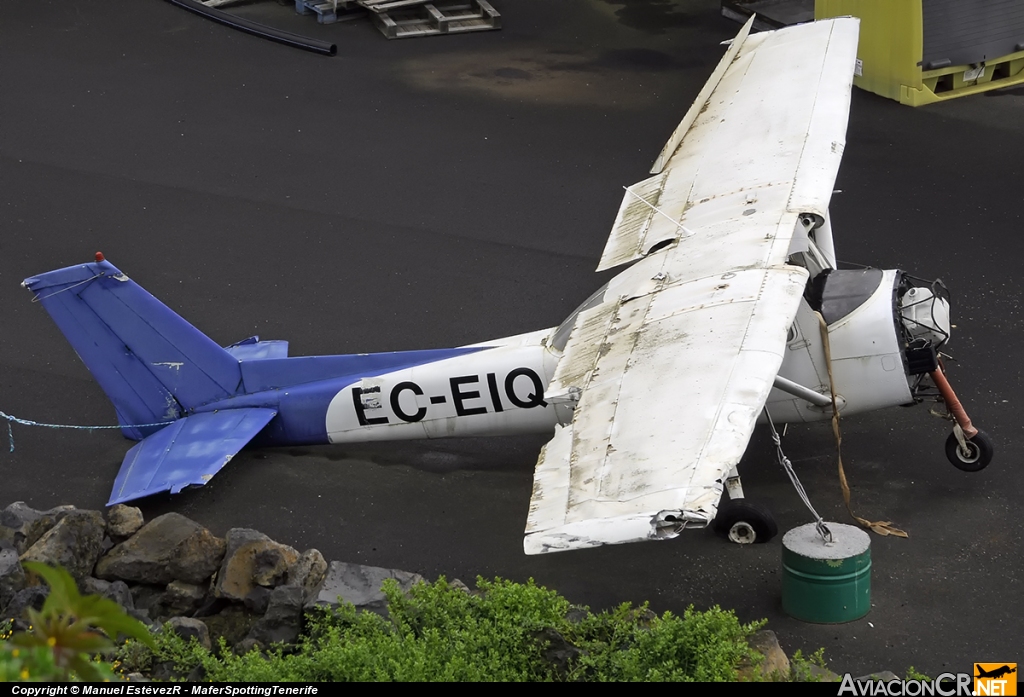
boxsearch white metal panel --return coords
[596,17,859,272]
[524,266,808,554]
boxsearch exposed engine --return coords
[896,274,951,379]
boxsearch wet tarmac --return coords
[1,0,1022,678]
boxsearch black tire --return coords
[945,430,994,472]
[712,500,778,544]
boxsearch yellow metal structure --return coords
[816,0,1024,105]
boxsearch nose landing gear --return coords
[931,367,993,471]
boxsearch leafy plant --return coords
[906,666,932,681]
[789,648,834,682]
[113,576,772,682]
[1,562,155,681]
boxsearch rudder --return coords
[23,255,242,439]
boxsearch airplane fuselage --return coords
[192,262,930,450]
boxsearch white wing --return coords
[524,17,859,554]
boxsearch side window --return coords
[788,239,830,278]
[550,283,609,351]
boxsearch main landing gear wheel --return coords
[944,430,994,472]
[713,501,778,544]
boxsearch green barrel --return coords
[782,522,871,623]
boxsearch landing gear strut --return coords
[712,467,778,544]
[930,367,993,472]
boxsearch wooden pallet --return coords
[294,0,366,24]
[371,0,500,39]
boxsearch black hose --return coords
[164,0,338,56]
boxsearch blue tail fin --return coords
[23,256,242,439]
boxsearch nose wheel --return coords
[930,368,994,472]
[945,429,994,472]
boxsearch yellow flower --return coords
[47,636,57,647]
[12,649,19,657]
[20,669,30,679]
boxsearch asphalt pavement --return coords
[1,0,1021,678]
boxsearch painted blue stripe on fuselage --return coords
[203,346,494,445]
[237,346,489,393]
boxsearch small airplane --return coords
[975,666,1017,680]
[22,16,992,555]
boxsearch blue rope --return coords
[0,411,169,453]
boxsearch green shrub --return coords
[116,576,769,682]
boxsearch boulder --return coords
[307,561,424,616]
[286,549,327,601]
[20,510,106,582]
[166,616,212,651]
[244,586,272,616]
[203,603,257,649]
[129,584,167,617]
[738,629,791,680]
[247,585,305,647]
[81,577,135,611]
[0,548,26,610]
[161,581,207,619]
[2,585,49,623]
[0,502,77,554]
[96,513,224,585]
[214,529,299,602]
[106,505,144,539]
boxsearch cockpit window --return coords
[550,282,610,351]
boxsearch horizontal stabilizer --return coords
[224,337,290,360]
[109,408,277,505]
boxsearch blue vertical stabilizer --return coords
[23,256,242,438]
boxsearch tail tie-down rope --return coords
[0,411,167,453]
[815,312,909,538]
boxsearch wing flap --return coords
[109,408,277,505]
[526,266,808,554]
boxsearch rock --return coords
[0,502,77,554]
[244,586,272,615]
[0,548,26,610]
[126,673,150,682]
[96,513,224,585]
[166,616,212,651]
[204,603,257,649]
[307,561,424,616]
[247,585,305,647]
[214,529,298,602]
[127,607,155,628]
[107,505,144,539]
[81,577,134,611]
[856,671,901,682]
[450,578,471,593]
[2,585,49,622]
[233,637,263,656]
[532,627,581,678]
[738,629,790,680]
[162,581,207,618]
[286,549,327,601]
[806,664,842,682]
[129,584,167,616]
[106,580,135,610]
[565,607,589,624]
[20,510,106,582]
